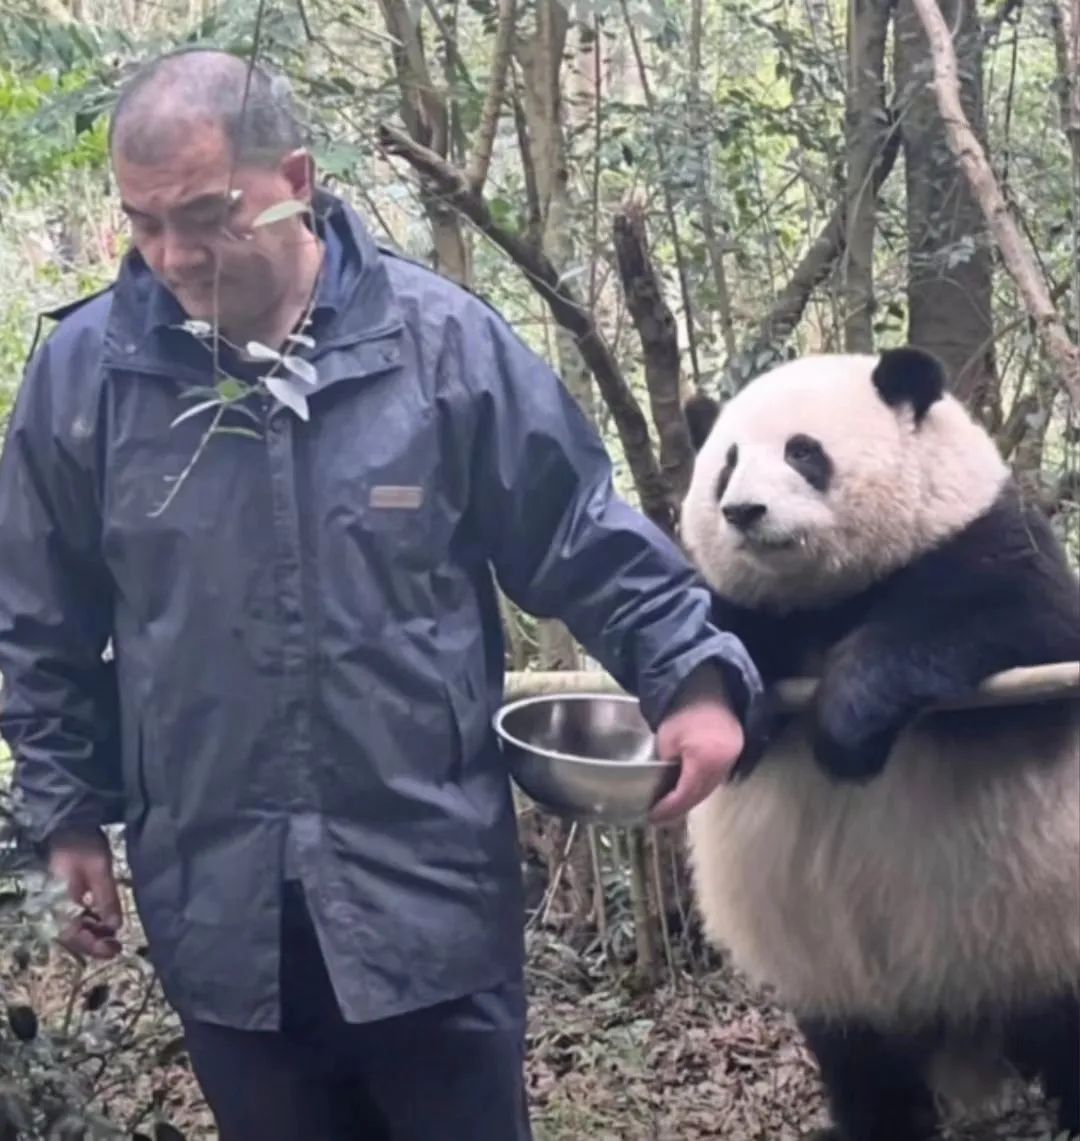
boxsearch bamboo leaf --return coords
[251,199,308,227]
[171,399,221,427]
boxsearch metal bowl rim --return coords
[492,691,670,770]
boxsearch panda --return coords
[677,346,1080,1141]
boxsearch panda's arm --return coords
[811,494,1080,781]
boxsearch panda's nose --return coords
[722,502,767,530]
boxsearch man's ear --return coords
[280,148,315,204]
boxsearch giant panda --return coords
[678,346,1080,1141]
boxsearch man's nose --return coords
[161,229,211,279]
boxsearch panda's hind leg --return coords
[1003,992,1080,1137]
[798,1017,939,1141]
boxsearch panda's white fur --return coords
[681,354,1011,611]
[679,353,1080,1114]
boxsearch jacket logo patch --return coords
[369,485,424,510]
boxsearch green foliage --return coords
[0,67,109,188]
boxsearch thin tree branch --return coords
[465,0,517,192]
[617,0,702,389]
[910,0,1080,409]
[725,112,903,389]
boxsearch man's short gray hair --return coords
[109,47,304,167]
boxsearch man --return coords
[0,49,761,1140]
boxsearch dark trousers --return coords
[180,883,534,1141]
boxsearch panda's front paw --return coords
[812,719,897,782]
[812,688,901,783]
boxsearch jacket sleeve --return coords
[0,329,123,847]
[466,308,763,730]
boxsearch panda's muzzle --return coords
[722,502,767,531]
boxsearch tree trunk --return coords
[1049,0,1080,173]
[377,0,473,284]
[908,0,1080,411]
[895,0,996,416]
[614,203,695,506]
[843,0,893,352]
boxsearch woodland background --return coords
[0,0,1077,1137]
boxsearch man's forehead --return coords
[114,119,230,185]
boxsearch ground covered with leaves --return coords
[522,937,1066,1141]
[0,868,1067,1140]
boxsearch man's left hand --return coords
[649,668,745,825]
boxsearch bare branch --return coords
[465,0,517,192]
[376,123,673,532]
[909,0,1080,409]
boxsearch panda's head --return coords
[679,347,1009,610]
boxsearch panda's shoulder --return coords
[910,484,1069,585]
[882,482,1078,654]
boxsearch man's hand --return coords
[46,829,124,961]
[649,664,745,825]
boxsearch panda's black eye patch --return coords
[785,434,832,492]
[714,444,738,501]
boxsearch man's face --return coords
[112,121,313,336]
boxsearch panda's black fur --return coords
[713,477,1080,784]
[680,347,1080,1140]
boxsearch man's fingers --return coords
[47,836,124,961]
[60,916,123,961]
[84,858,123,932]
[649,758,705,825]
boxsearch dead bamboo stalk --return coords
[503,661,1080,713]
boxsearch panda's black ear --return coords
[684,392,720,451]
[872,347,946,424]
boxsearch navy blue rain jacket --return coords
[0,190,762,1029]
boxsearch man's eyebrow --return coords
[120,193,238,220]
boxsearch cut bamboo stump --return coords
[503,661,1080,714]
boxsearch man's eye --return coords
[130,216,160,235]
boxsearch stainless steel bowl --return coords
[492,693,679,824]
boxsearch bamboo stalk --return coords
[503,661,1080,713]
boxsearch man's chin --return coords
[171,283,221,315]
